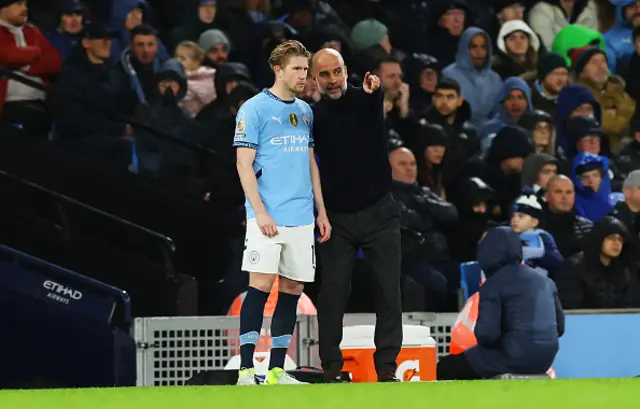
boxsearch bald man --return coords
[390,147,418,184]
[311,48,403,382]
[544,175,593,258]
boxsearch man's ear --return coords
[532,218,540,228]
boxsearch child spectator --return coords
[511,194,564,276]
[174,41,216,117]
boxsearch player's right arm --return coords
[234,102,278,237]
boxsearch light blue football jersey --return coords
[233,89,314,227]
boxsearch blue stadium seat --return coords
[460,261,482,301]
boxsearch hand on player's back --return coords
[257,212,279,237]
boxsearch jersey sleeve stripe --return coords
[233,141,258,149]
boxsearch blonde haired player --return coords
[233,40,331,385]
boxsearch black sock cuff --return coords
[247,286,270,300]
[277,292,301,307]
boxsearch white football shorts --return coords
[241,219,316,282]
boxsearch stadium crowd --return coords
[3,0,640,313]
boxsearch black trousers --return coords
[318,193,403,375]
[436,353,481,380]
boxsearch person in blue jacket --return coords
[436,226,565,380]
[571,152,624,222]
[479,77,533,156]
[604,0,640,73]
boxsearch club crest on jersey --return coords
[236,119,246,132]
[289,113,299,127]
[302,114,310,127]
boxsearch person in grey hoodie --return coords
[479,77,533,155]
[441,27,503,129]
[520,153,559,201]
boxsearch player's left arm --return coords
[308,113,331,243]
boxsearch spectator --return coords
[556,216,640,309]
[551,24,605,66]
[0,0,62,134]
[617,120,640,178]
[350,19,390,55]
[214,0,266,58]
[518,109,557,156]
[424,0,470,68]
[389,146,458,312]
[511,194,564,276]
[45,0,85,62]
[564,113,625,191]
[570,45,636,151]
[609,170,640,245]
[53,21,125,142]
[565,114,604,158]
[413,123,449,198]
[307,23,351,57]
[437,226,564,380]
[492,20,540,81]
[168,0,218,52]
[520,153,559,200]
[529,0,599,52]
[442,27,503,129]
[111,24,163,116]
[174,41,216,117]
[199,81,257,208]
[556,83,602,154]
[619,26,640,115]
[198,28,230,67]
[300,71,320,104]
[604,0,640,74]
[489,0,525,47]
[446,176,495,262]
[484,125,534,222]
[133,58,202,194]
[373,56,411,135]
[403,53,440,115]
[529,52,568,121]
[274,0,317,45]
[423,78,481,188]
[571,152,623,222]
[195,61,250,123]
[108,0,169,65]
[479,77,533,155]
[351,19,405,79]
[543,175,593,258]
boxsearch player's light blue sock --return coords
[269,292,300,370]
[239,287,270,369]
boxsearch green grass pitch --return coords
[0,379,636,409]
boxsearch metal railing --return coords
[0,168,177,279]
